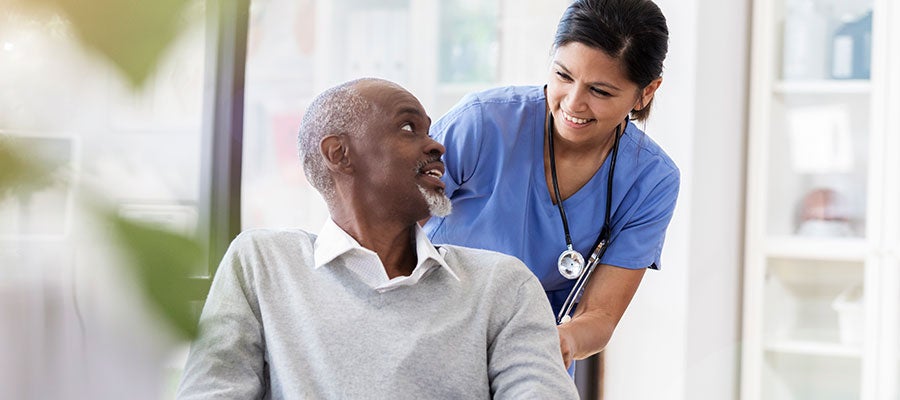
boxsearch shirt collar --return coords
[313,218,459,282]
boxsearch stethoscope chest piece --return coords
[557,247,585,279]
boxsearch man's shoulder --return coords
[437,244,534,282]
[439,244,521,262]
[230,228,316,253]
[220,228,317,285]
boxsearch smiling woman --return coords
[422,0,678,380]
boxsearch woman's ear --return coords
[321,135,353,174]
[634,77,663,111]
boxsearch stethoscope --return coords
[547,109,626,324]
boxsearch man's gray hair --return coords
[297,79,374,202]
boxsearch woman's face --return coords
[546,42,657,145]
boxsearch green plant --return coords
[2,0,204,339]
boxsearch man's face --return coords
[348,81,451,220]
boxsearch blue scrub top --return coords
[423,86,680,315]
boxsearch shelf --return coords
[773,80,871,95]
[764,235,868,261]
[765,339,862,358]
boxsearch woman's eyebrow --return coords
[553,61,623,91]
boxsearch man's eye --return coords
[401,123,414,132]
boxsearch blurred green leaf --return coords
[30,0,191,87]
[103,210,204,339]
[5,0,202,340]
[0,138,56,200]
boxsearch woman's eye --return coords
[591,87,612,97]
[401,123,414,132]
[556,71,572,81]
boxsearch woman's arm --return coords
[556,264,645,367]
[556,165,681,366]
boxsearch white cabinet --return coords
[741,0,900,398]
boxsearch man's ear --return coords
[321,135,353,174]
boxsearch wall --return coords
[603,0,750,399]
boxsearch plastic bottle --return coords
[830,10,873,80]
[782,0,829,80]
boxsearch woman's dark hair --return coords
[553,0,669,121]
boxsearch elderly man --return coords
[176,78,578,399]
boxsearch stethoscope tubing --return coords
[549,111,627,325]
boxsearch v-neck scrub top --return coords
[423,86,680,315]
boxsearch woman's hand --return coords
[555,265,646,364]
[557,324,576,368]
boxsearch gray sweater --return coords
[176,229,578,399]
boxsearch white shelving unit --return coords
[742,0,900,399]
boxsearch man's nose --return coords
[425,136,445,157]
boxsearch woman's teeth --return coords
[564,111,590,125]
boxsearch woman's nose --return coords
[565,85,589,112]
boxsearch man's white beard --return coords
[418,185,452,217]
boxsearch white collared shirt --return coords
[313,219,460,293]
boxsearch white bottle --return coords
[782,0,829,80]
[831,14,855,79]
